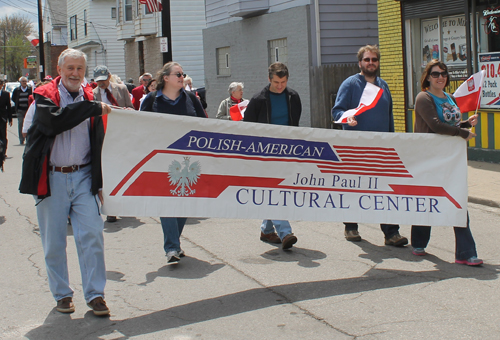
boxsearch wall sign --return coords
[479,52,500,107]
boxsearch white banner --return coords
[102,109,468,227]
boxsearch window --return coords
[111,7,117,19]
[84,10,88,36]
[406,15,467,105]
[268,38,288,65]
[125,0,133,21]
[145,4,153,15]
[216,47,231,76]
[70,15,77,41]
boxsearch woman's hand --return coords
[467,114,478,127]
[465,130,477,141]
[347,116,358,127]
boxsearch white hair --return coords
[19,76,28,82]
[58,48,87,67]
[228,82,244,95]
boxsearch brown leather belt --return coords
[52,163,90,174]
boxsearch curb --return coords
[468,196,500,209]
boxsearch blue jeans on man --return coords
[36,165,106,303]
[160,217,187,252]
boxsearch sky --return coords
[0,0,43,32]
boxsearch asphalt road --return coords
[2,122,500,340]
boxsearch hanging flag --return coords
[25,35,39,47]
[453,70,485,113]
[334,82,384,124]
[229,100,249,121]
[139,0,163,12]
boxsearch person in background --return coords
[411,59,482,266]
[183,75,207,109]
[12,76,32,144]
[140,62,207,263]
[92,65,134,223]
[331,44,408,247]
[243,62,301,250]
[132,73,152,110]
[125,78,135,93]
[216,82,245,120]
[22,80,52,139]
[0,79,12,159]
[139,78,157,107]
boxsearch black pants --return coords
[0,120,7,156]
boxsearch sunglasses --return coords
[169,72,186,78]
[362,57,379,63]
[430,71,448,78]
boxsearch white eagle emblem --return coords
[168,157,201,196]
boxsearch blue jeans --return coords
[261,220,292,240]
[411,212,477,260]
[344,222,400,239]
[36,165,106,303]
[160,217,187,253]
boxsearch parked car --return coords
[4,82,20,117]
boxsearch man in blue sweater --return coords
[331,45,408,247]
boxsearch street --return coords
[1,122,500,340]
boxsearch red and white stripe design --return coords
[317,145,412,177]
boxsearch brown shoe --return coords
[56,297,75,313]
[344,230,362,242]
[260,231,281,244]
[385,233,408,247]
[282,233,297,249]
[87,297,110,316]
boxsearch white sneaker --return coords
[166,250,180,263]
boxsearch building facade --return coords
[115,0,206,87]
[203,0,379,124]
[67,0,126,80]
[380,0,500,162]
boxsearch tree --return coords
[0,14,36,81]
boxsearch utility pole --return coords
[3,27,6,77]
[161,0,172,64]
[37,0,45,79]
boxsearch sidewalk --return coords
[468,160,500,208]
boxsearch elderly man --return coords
[12,76,32,144]
[0,79,12,159]
[331,44,408,247]
[131,73,152,109]
[19,48,112,315]
[93,65,133,222]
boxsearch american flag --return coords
[317,145,412,178]
[139,0,163,12]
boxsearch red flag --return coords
[26,35,39,47]
[453,70,485,113]
[229,100,249,121]
[139,0,163,12]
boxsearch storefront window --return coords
[406,14,468,107]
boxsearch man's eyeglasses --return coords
[430,71,448,78]
[362,57,379,63]
[169,73,186,78]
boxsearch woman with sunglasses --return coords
[411,59,482,266]
[140,62,207,263]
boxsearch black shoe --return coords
[106,216,117,223]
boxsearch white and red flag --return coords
[229,100,249,121]
[139,0,163,12]
[453,70,485,113]
[334,82,383,124]
[25,35,39,47]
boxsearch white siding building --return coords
[67,0,126,80]
[116,0,206,87]
[43,0,68,46]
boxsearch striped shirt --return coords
[49,82,91,167]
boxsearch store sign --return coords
[479,52,500,108]
[421,15,467,81]
[483,7,500,35]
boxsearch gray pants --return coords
[17,110,26,144]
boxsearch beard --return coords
[360,65,378,78]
